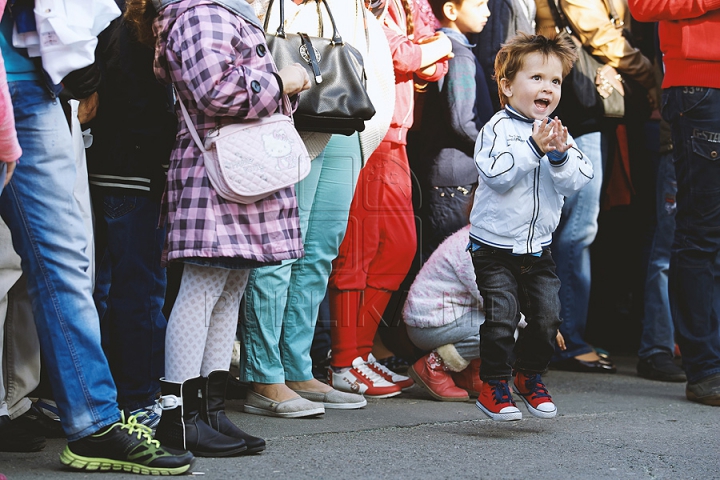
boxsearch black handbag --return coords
[546,0,624,119]
[263,0,376,135]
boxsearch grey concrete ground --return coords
[1,355,718,480]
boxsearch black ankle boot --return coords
[155,376,247,457]
[203,371,266,454]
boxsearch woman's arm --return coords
[168,5,283,119]
[561,0,655,90]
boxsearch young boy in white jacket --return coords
[470,33,592,421]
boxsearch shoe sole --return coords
[638,370,687,383]
[242,445,266,455]
[686,391,720,406]
[192,445,248,457]
[60,447,193,475]
[407,366,469,402]
[321,399,368,409]
[475,400,522,421]
[512,387,557,419]
[243,404,325,418]
[363,390,402,399]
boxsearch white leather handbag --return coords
[176,89,310,204]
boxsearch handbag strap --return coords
[172,84,293,153]
[264,0,343,44]
[601,0,624,29]
[547,0,623,34]
[173,85,208,154]
[545,0,572,35]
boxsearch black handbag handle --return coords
[264,0,344,45]
[299,32,323,83]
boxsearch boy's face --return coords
[500,52,563,120]
[448,0,490,34]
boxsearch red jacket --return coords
[629,0,720,88]
[383,0,448,145]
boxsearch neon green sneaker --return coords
[60,411,194,475]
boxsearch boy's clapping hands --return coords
[532,117,573,155]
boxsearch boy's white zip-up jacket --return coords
[470,106,594,254]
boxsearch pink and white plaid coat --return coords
[153,0,303,265]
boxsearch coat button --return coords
[256,44,266,57]
[251,80,261,93]
[712,151,718,159]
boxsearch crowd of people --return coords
[1,0,719,475]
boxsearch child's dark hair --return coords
[124,0,158,48]
[494,33,577,108]
[427,0,462,23]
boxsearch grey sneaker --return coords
[292,388,367,409]
[686,373,720,406]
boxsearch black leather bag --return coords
[264,0,376,135]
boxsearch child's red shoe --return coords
[452,359,483,397]
[513,372,557,418]
[407,353,469,402]
[475,379,522,421]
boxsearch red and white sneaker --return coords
[328,357,402,398]
[513,372,557,418]
[366,354,414,390]
[475,379,522,421]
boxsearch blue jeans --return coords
[662,87,720,383]
[93,193,167,411]
[552,131,606,361]
[0,80,119,440]
[241,134,361,383]
[471,246,562,380]
[639,151,677,359]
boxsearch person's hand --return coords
[531,117,558,153]
[555,330,566,350]
[77,92,99,124]
[3,161,15,187]
[547,117,573,154]
[418,31,453,68]
[647,85,660,111]
[278,63,311,97]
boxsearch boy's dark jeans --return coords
[471,246,562,381]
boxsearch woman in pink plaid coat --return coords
[126,0,310,457]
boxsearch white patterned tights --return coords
[165,263,249,383]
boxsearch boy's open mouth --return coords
[535,98,550,108]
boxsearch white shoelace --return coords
[353,362,391,385]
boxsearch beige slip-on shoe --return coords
[291,388,367,410]
[243,390,325,418]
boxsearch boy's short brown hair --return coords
[428,0,462,22]
[494,32,577,108]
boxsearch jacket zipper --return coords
[526,167,540,253]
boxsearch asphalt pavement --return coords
[1,355,718,480]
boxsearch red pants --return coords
[329,141,416,367]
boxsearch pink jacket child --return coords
[0,0,21,174]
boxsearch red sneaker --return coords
[407,352,468,402]
[513,373,557,418]
[366,354,414,390]
[451,359,483,397]
[328,357,402,399]
[475,380,522,421]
